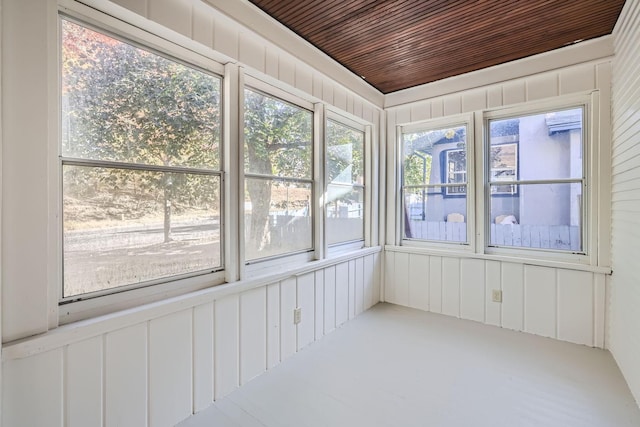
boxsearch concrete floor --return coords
[180,303,640,427]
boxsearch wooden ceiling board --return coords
[248,0,625,94]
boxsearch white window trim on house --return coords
[395,91,606,269]
[56,4,230,324]
[398,113,476,252]
[324,109,372,257]
[54,3,380,324]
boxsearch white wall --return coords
[610,0,640,406]
[383,46,613,349]
[1,0,385,425]
[2,252,381,426]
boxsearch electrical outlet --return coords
[293,307,302,324]
[492,290,503,303]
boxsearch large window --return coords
[401,123,469,243]
[487,107,584,252]
[61,19,223,299]
[243,88,313,261]
[326,119,365,245]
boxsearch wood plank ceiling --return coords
[247,0,626,94]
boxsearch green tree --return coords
[243,89,312,252]
[62,20,221,242]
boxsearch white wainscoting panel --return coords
[384,248,606,348]
[1,252,381,427]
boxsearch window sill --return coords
[386,244,611,274]
[4,246,382,362]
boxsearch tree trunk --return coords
[163,173,172,243]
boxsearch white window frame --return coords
[399,113,476,251]
[324,109,371,256]
[56,5,228,324]
[481,93,596,265]
[240,75,318,278]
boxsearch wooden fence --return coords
[407,220,581,251]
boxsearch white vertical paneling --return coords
[443,95,462,115]
[110,0,146,16]
[280,278,297,359]
[524,266,557,338]
[431,98,444,118]
[346,93,355,115]
[354,97,365,118]
[322,80,334,104]
[265,47,279,79]
[484,261,502,327]
[355,257,365,315]
[348,260,357,319]
[395,105,411,124]
[2,0,50,342]
[526,73,559,101]
[384,250,395,303]
[148,0,192,37]
[3,350,63,427]
[266,283,281,369]
[429,256,443,313]
[364,254,375,309]
[323,266,337,333]
[149,310,192,427]
[373,252,382,305]
[315,270,325,340]
[278,54,296,87]
[105,324,147,427]
[408,254,429,311]
[294,64,313,95]
[333,87,348,111]
[441,257,461,317]
[557,270,594,346]
[193,302,214,412]
[411,102,430,122]
[240,287,267,385]
[192,1,214,49]
[503,81,526,106]
[66,337,102,427]
[335,262,349,326]
[487,87,503,108]
[611,0,640,403]
[239,34,266,73]
[297,273,316,350]
[213,16,239,60]
[462,89,486,112]
[459,259,485,322]
[501,263,524,331]
[560,63,595,94]
[392,252,410,306]
[214,295,239,400]
[312,73,323,99]
[593,273,606,348]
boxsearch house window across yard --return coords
[487,107,585,253]
[326,119,365,246]
[401,122,469,243]
[60,19,223,299]
[243,88,314,262]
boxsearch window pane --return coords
[63,166,221,297]
[327,120,364,184]
[326,185,364,245]
[245,179,312,261]
[489,183,582,252]
[489,107,583,181]
[403,186,467,242]
[244,89,312,179]
[61,20,221,169]
[403,125,466,186]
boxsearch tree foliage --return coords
[62,20,221,241]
